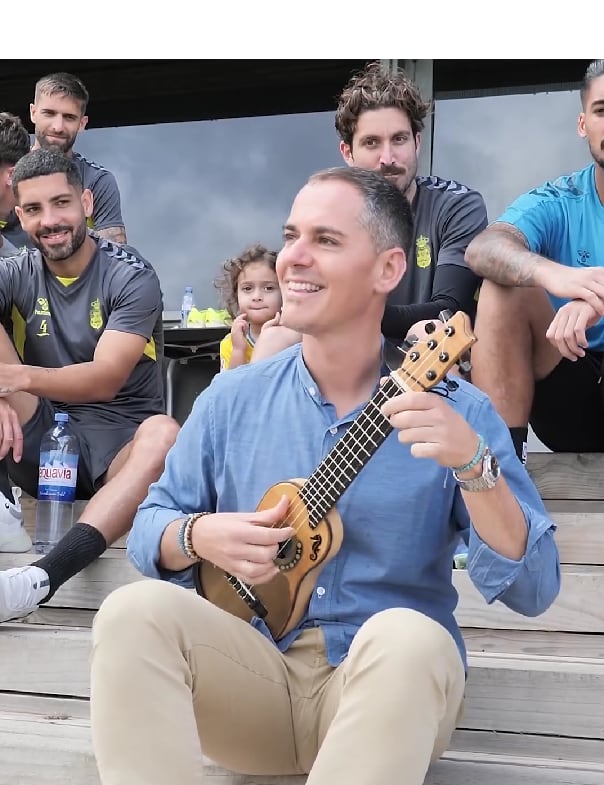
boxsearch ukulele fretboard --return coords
[298,376,404,526]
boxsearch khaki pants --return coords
[91,580,465,785]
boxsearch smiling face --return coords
[30,92,87,155]
[15,172,92,262]
[236,261,282,327]
[340,107,420,199]
[277,177,405,339]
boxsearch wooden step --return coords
[2,548,600,636]
[527,452,604,500]
[2,624,603,739]
[2,696,603,785]
[454,566,604,633]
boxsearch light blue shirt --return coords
[498,163,604,349]
[128,344,560,670]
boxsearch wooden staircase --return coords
[1,453,603,784]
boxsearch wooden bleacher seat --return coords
[1,453,604,784]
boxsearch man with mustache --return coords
[26,71,127,245]
[0,148,179,622]
[252,62,488,361]
[465,59,604,464]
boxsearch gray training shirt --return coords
[0,235,165,426]
[388,175,487,307]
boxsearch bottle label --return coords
[38,450,79,503]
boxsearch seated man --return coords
[0,148,179,621]
[465,59,604,464]
[252,61,487,362]
[0,113,30,258]
[4,71,128,252]
[90,167,559,785]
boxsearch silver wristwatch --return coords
[453,448,501,492]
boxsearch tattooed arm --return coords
[464,223,547,286]
[97,225,127,244]
[466,222,604,313]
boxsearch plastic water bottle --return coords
[34,412,79,554]
[181,285,195,328]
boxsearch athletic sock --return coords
[34,522,108,602]
[509,426,529,465]
[0,460,15,504]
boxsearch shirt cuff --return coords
[466,500,556,604]
[126,506,196,588]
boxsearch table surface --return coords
[163,326,229,358]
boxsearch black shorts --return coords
[7,398,138,499]
[530,350,604,452]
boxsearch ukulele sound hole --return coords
[275,537,302,571]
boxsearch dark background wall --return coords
[1,59,592,129]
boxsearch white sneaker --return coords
[0,565,50,622]
[0,486,32,553]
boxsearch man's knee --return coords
[349,608,458,673]
[133,415,179,461]
[93,580,187,649]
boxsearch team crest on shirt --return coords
[35,297,50,316]
[89,298,104,330]
[416,235,432,269]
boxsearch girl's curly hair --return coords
[214,243,278,319]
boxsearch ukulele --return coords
[194,311,477,640]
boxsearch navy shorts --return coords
[7,398,138,499]
[530,350,604,452]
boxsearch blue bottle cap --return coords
[54,412,69,423]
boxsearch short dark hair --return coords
[335,61,431,148]
[34,72,89,114]
[307,166,413,256]
[214,243,278,319]
[0,113,31,167]
[12,148,83,199]
[580,60,604,108]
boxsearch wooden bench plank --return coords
[0,625,91,698]
[454,567,604,633]
[3,624,604,739]
[464,653,604,739]
[3,709,604,785]
[463,628,604,659]
[449,729,604,765]
[547,503,604,564]
[527,453,604,500]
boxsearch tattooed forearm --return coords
[97,226,127,244]
[465,223,543,286]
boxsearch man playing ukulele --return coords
[90,167,560,785]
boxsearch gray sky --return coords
[74,88,592,312]
[75,112,342,311]
[433,88,590,219]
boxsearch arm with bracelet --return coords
[381,387,559,616]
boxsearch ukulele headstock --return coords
[391,311,477,392]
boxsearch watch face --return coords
[487,453,501,479]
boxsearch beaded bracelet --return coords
[452,434,486,474]
[177,512,211,562]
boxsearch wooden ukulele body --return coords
[196,480,344,640]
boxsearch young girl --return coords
[214,244,282,370]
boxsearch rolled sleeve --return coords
[126,506,195,587]
[467,500,560,614]
[456,390,561,617]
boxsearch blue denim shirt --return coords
[127,344,560,670]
